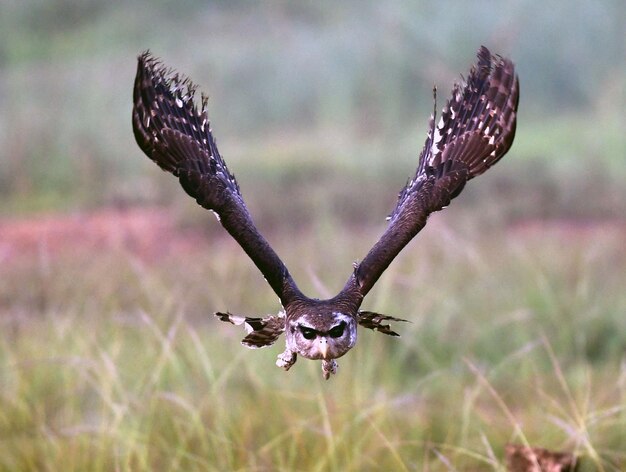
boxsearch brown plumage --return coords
[132,46,519,378]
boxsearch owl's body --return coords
[132,46,519,378]
[217,285,380,378]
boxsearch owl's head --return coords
[286,311,357,361]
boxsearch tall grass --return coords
[2,2,625,468]
[1,211,625,470]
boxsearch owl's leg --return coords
[276,348,297,371]
[321,359,338,380]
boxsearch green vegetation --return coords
[2,219,625,470]
[1,1,625,214]
[1,1,625,470]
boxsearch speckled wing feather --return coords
[347,46,519,297]
[215,312,285,348]
[357,311,409,336]
[132,52,299,304]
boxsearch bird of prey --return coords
[132,46,519,379]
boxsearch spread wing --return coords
[132,52,300,305]
[345,46,519,298]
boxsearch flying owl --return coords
[132,46,519,379]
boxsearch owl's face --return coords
[286,312,357,361]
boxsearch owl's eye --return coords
[299,326,317,340]
[328,321,346,338]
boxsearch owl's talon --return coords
[322,359,338,380]
[276,349,297,371]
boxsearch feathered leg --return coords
[276,348,297,370]
[322,359,338,380]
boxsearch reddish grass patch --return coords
[0,207,210,265]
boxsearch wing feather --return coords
[132,52,300,304]
[343,46,519,298]
[357,311,409,337]
[215,312,285,348]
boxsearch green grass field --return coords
[2,2,625,470]
[1,206,625,471]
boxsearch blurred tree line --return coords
[0,0,624,217]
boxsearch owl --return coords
[132,46,519,379]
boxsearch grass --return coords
[2,2,625,469]
[1,208,625,471]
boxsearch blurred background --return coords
[1,1,625,469]
[1,0,624,219]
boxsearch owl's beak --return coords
[318,337,329,359]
